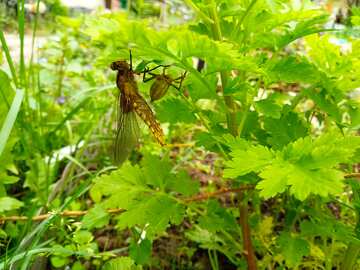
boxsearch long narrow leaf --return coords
[0,31,19,87]
[0,89,24,157]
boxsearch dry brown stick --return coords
[0,209,125,223]
[345,173,360,179]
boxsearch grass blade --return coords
[0,89,24,157]
[0,31,19,87]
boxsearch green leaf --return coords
[129,238,152,265]
[264,111,308,149]
[73,230,93,245]
[256,160,291,199]
[300,219,360,244]
[277,232,310,267]
[51,256,69,268]
[224,138,274,178]
[0,197,23,213]
[276,14,330,49]
[90,162,147,208]
[167,170,200,196]
[155,97,196,124]
[141,154,172,189]
[198,201,239,233]
[186,73,217,101]
[303,88,342,123]
[81,205,110,229]
[0,70,14,113]
[0,89,24,158]
[102,257,141,270]
[0,174,19,184]
[226,131,360,200]
[90,155,189,238]
[255,99,282,119]
[266,56,321,84]
[117,194,185,239]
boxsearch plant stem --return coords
[342,243,360,270]
[341,180,360,270]
[238,191,257,270]
[207,2,238,137]
[206,2,257,269]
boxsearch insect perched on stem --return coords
[110,51,165,165]
[143,65,187,102]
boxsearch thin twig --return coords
[0,209,125,223]
[184,185,255,202]
[345,173,360,179]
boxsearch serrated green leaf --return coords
[267,56,321,84]
[224,139,274,178]
[141,155,172,189]
[117,194,185,239]
[277,232,310,267]
[257,160,291,199]
[300,219,360,244]
[186,73,217,101]
[227,131,360,200]
[81,205,110,229]
[91,162,148,209]
[167,170,200,196]
[264,111,308,149]
[155,97,196,124]
[198,201,239,233]
[255,99,282,119]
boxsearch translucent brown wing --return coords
[131,92,165,146]
[113,94,140,165]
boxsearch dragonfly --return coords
[142,65,187,102]
[111,51,165,164]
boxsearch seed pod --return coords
[150,74,172,102]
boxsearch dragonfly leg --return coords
[129,49,133,71]
[143,69,157,83]
[170,71,187,91]
[144,64,170,73]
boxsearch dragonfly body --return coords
[111,59,165,164]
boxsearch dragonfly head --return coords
[110,61,131,74]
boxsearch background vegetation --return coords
[0,0,360,269]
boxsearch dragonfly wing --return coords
[114,108,140,165]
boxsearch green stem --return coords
[207,1,238,137]
[341,180,360,270]
[342,243,360,270]
[183,0,214,25]
[231,0,258,41]
[206,2,256,270]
